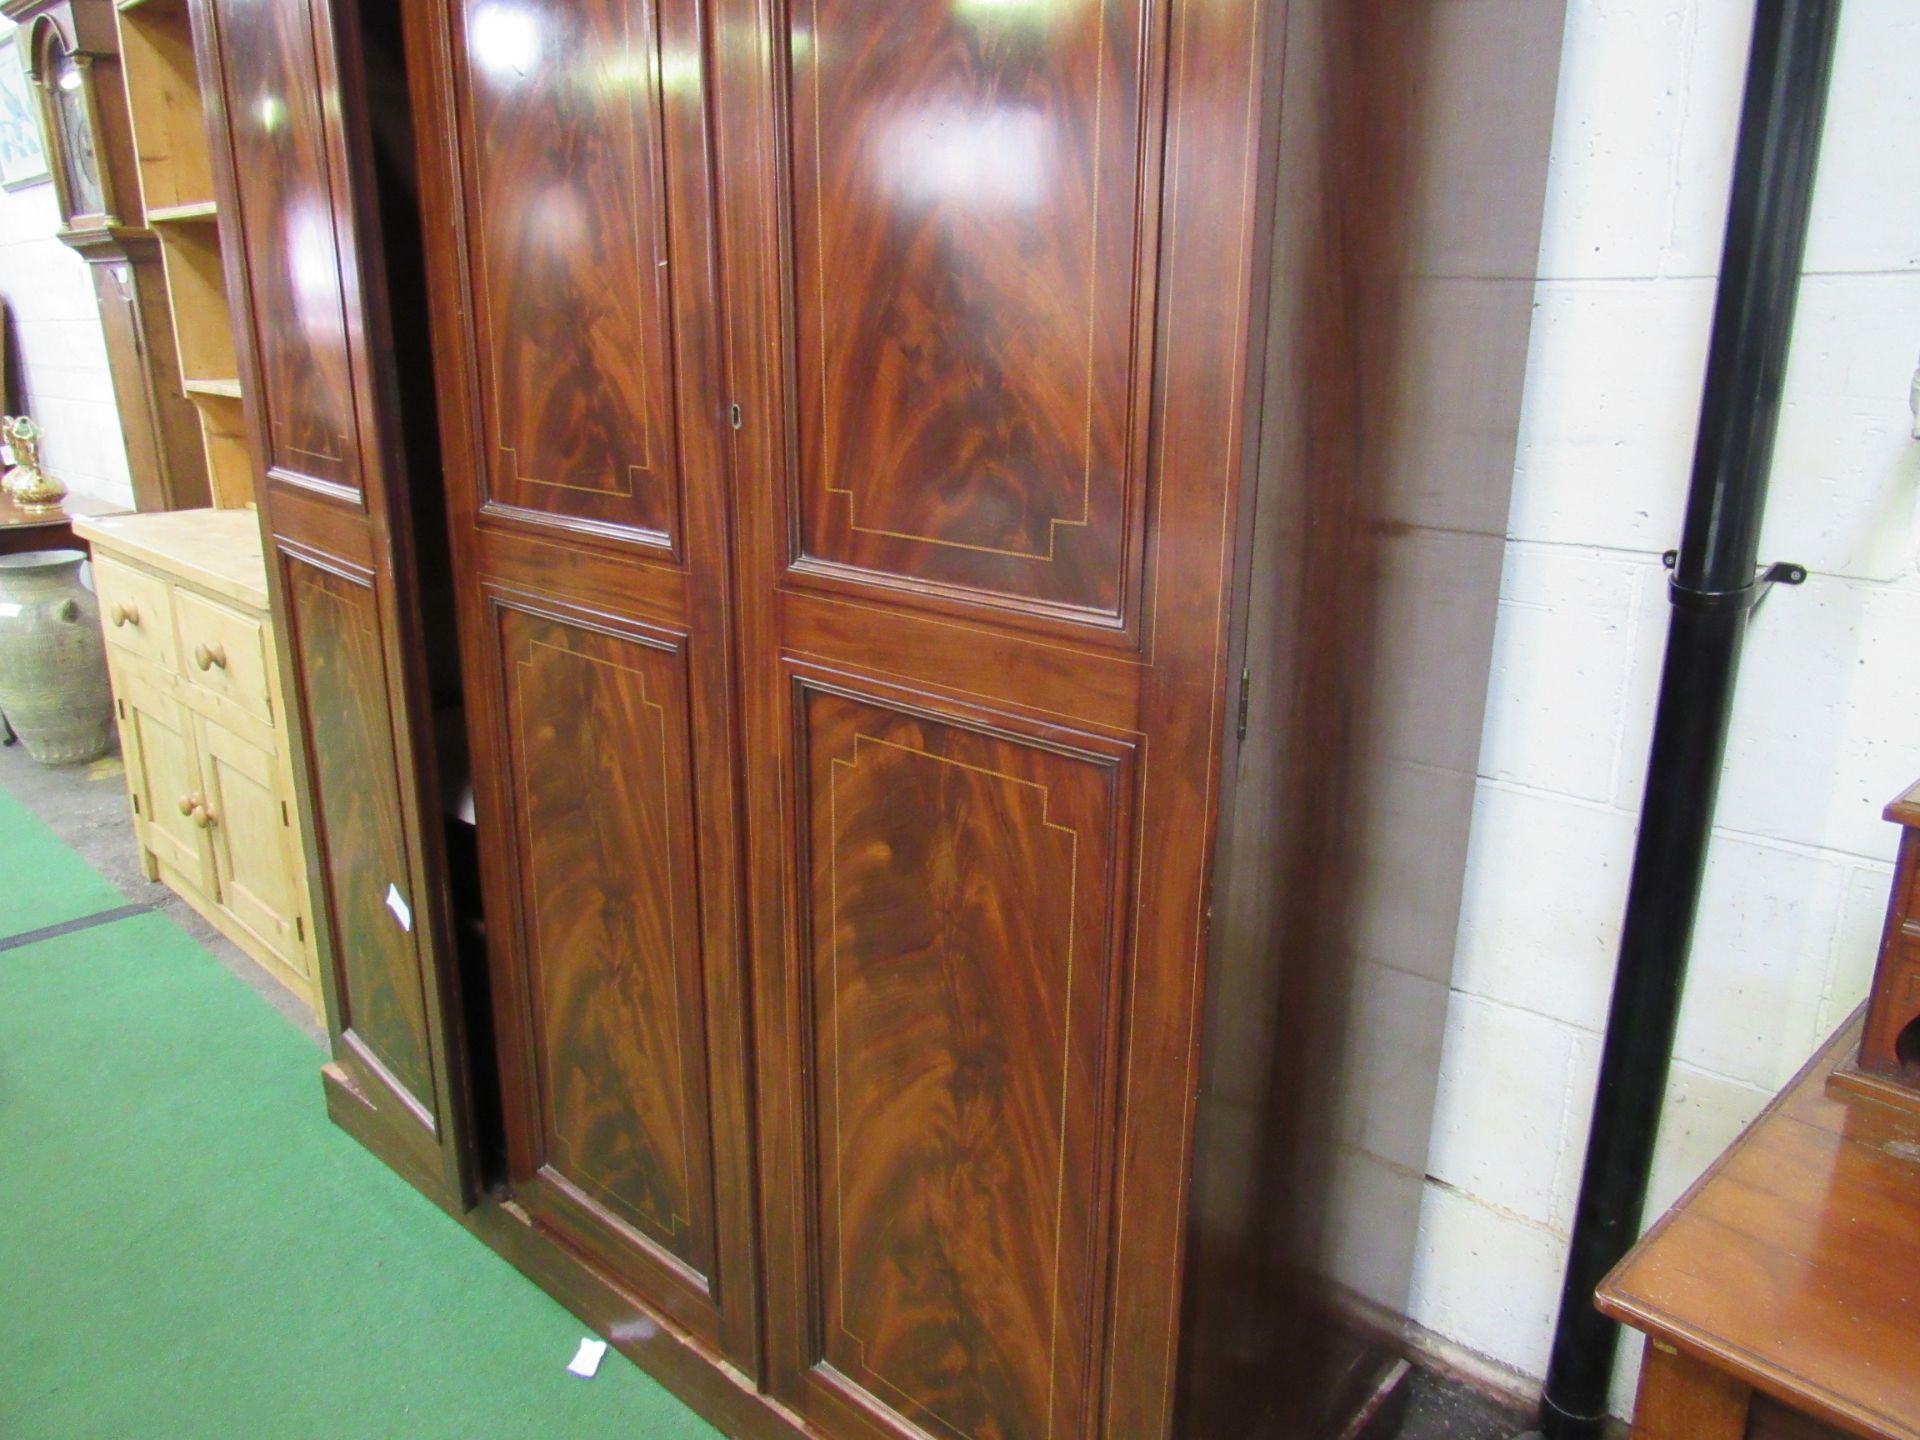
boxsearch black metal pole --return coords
[1534,4,1842,1437]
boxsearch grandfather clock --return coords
[4,0,208,510]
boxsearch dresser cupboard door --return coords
[195,0,470,1195]
[400,0,758,1363]
[714,0,1271,1433]
[196,713,308,977]
[113,657,212,894]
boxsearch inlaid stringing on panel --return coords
[286,558,436,1112]
[788,0,1154,623]
[499,604,713,1275]
[222,0,358,493]
[455,0,682,544]
[802,684,1127,1440]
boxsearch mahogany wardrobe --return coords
[192,0,1561,1435]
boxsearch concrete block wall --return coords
[1408,0,1920,1415]
[0,19,134,510]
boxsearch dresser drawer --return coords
[175,588,273,726]
[94,556,178,672]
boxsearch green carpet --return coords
[0,782,127,935]
[0,796,721,1439]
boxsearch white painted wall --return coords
[0,18,134,510]
[1410,0,1920,1416]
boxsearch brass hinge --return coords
[1236,668,1251,741]
[295,915,305,942]
[131,794,140,814]
[117,697,126,720]
[281,799,291,826]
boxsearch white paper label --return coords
[566,1338,608,1379]
[384,883,412,931]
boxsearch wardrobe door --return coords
[714,0,1271,1435]
[196,0,471,1196]
[401,0,757,1363]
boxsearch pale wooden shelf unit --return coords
[114,0,252,510]
[116,0,211,213]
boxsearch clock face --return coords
[50,49,103,220]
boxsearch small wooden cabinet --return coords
[76,508,317,1012]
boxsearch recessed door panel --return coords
[496,602,717,1292]
[450,0,681,545]
[215,0,358,495]
[801,682,1129,1440]
[286,556,436,1116]
[789,0,1155,622]
[198,715,304,969]
[114,658,210,889]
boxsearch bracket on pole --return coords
[1662,551,1809,613]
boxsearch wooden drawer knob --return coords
[177,793,196,817]
[191,803,216,830]
[110,601,139,628]
[193,641,228,672]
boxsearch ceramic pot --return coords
[0,550,114,764]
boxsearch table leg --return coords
[1631,1339,1752,1439]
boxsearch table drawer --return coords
[175,588,272,725]
[94,556,177,671]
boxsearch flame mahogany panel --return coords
[788,0,1153,623]
[448,0,681,544]
[802,683,1128,1440]
[285,555,436,1115]
[215,0,358,494]
[496,602,717,1289]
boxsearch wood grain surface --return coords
[789,0,1151,622]
[1630,1343,1752,1440]
[214,0,358,494]
[451,0,680,541]
[499,603,714,1280]
[286,556,435,1111]
[804,685,1125,1440]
